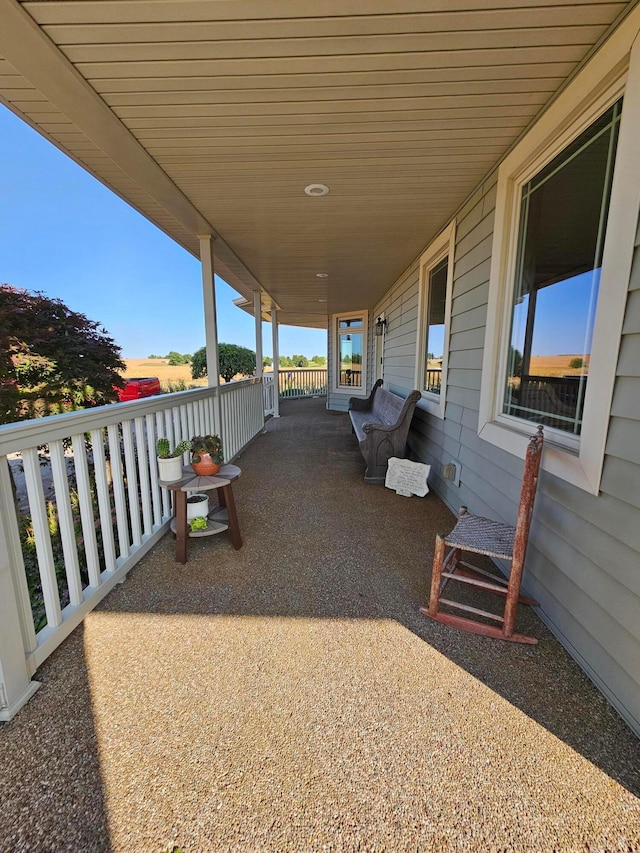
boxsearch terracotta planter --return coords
[191,452,221,476]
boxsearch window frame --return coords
[415,220,456,419]
[332,310,369,395]
[478,22,640,494]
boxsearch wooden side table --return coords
[159,463,242,564]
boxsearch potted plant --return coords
[186,493,209,521]
[156,437,191,483]
[190,434,223,475]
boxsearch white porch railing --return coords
[220,377,265,458]
[262,374,276,416]
[278,369,328,398]
[0,381,265,720]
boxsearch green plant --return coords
[189,516,208,532]
[156,437,191,459]
[190,434,223,464]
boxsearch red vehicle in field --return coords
[116,377,161,402]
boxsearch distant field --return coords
[121,359,326,389]
[123,357,580,384]
[528,355,589,377]
[122,359,207,389]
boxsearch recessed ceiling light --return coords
[317,299,327,302]
[304,183,330,197]
[315,273,328,278]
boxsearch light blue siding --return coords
[370,168,640,737]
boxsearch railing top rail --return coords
[0,385,218,457]
[219,377,261,393]
[0,377,270,456]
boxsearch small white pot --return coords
[157,455,184,483]
[186,493,209,521]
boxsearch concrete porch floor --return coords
[1,397,639,852]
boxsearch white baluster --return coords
[122,420,142,547]
[71,435,101,589]
[22,448,62,629]
[135,417,153,538]
[107,424,129,560]
[91,429,116,574]
[49,440,83,606]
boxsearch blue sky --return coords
[511,270,598,357]
[0,106,327,360]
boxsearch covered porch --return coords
[1,398,638,851]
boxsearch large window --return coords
[479,34,639,494]
[333,312,367,392]
[416,221,455,417]
[503,102,621,436]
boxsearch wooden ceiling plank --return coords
[94,63,578,93]
[103,77,560,108]
[76,44,589,78]
[63,27,606,64]
[112,91,548,117]
[42,7,624,45]
[23,0,627,25]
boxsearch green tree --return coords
[292,354,308,368]
[166,351,191,365]
[191,343,256,383]
[191,347,207,379]
[279,355,294,368]
[509,346,524,377]
[310,355,326,366]
[0,284,125,424]
[569,357,585,369]
[262,356,273,367]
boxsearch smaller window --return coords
[424,257,448,395]
[416,221,456,417]
[333,311,368,393]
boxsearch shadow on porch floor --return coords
[1,397,638,852]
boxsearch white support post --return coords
[271,304,280,418]
[199,234,222,436]
[0,463,40,721]
[253,290,263,380]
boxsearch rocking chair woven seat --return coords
[443,512,515,560]
[421,425,544,644]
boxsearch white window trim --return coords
[415,220,456,419]
[478,12,640,494]
[332,310,369,396]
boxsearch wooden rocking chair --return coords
[421,426,544,644]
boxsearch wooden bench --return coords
[348,379,421,483]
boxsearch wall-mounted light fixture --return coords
[375,316,387,336]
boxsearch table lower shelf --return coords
[170,506,230,538]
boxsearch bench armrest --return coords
[349,378,383,411]
[362,420,394,434]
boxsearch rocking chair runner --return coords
[421,425,544,644]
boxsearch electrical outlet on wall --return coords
[442,460,461,486]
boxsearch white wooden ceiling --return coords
[0,0,636,327]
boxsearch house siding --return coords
[372,173,640,737]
